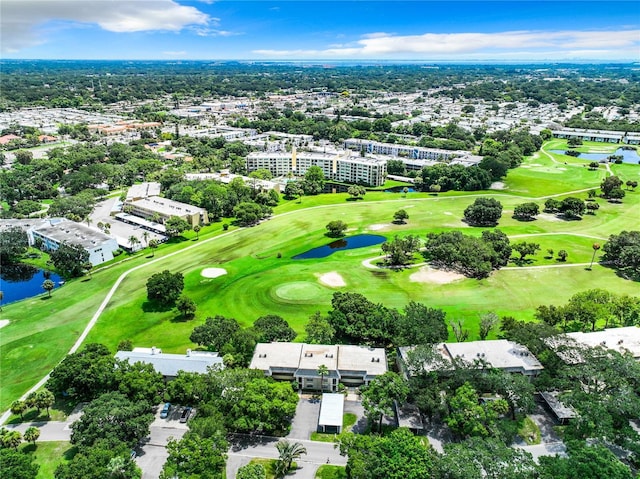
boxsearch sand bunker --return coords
[410,266,465,284]
[490,181,506,190]
[0,320,9,329]
[201,267,228,278]
[368,224,388,231]
[318,271,346,287]
[538,213,563,222]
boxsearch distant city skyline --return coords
[1,1,639,61]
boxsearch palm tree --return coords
[83,261,93,278]
[42,279,55,297]
[142,230,150,247]
[35,389,55,417]
[589,243,601,270]
[1,430,22,450]
[10,400,26,420]
[148,239,159,257]
[23,426,40,445]
[193,224,201,240]
[128,235,140,252]
[0,290,3,311]
[317,364,330,392]
[275,440,307,477]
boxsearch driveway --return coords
[227,434,346,479]
[287,395,321,440]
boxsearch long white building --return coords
[29,219,119,266]
[246,148,386,187]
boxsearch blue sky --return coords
[2,1,639,61]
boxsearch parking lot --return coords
[135,404,190,479]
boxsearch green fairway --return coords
[1,140,639,412]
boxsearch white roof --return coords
[115,349,223,376]
[565,327,640,359]
[318,393,344,427]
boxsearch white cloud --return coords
[1,0,210,53]
[253,29,640,60]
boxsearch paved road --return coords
[226,435,346,479]
[5,420,72,441]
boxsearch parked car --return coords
[160,402,171,419]
[180,407,192,423]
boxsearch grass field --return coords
[19,441,77,478]
[1,140,639,412]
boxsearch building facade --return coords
[30,219,119,266]
[125,196,209,228]
[249,342,387,391]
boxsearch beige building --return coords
[125,196,209,228]
[250,342,387,391]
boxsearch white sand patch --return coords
[318,271,346,287]
[556,167,567,171]
[0,320,9,329]
[409,266,465,284]
[520,165,531,168]
[538,213,563,222]
[443,212,453,216]
[490,181,506,190]
[201,267,227,278]
[530,163,543,166]
[368,224,388,231]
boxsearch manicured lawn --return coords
[249,458,297,479]
[315,465,347,479]
[1,140,639,412]
[20,441,77,479]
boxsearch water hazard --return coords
[293,234,386,259]
[549,147,640,164]
[0,264,63,305]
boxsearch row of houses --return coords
[552,127,640,144]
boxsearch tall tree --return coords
[361,372,409,432]
[42,279,55,297]
[274,440,307,478]
[50,242,89,278]
[146,270,184,306]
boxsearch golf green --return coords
[273,281,328,303]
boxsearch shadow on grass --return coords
[142,300,174,313]
[170,314,194,323]
[40,296,52,301]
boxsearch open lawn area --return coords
[19,441,77,479]
[1,140,639,412]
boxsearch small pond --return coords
[0,264,63,305]
[384,186,416,193]
[549,147,640,164]
[293,234,386,259]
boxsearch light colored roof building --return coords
[115,347,223,378]
[318,393,345,433]
[30,219,119,266]
[398,340,544,377]
[126,196,209,227]
[126,182,162,201]
[250,342,387,391]
[548,327,640,363]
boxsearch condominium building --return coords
[30,219,119,266]
[249,342,387,391]
[246,148,386,186]
[125,196,209,228]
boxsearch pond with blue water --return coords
[0,264,63,305]
[549,147,640,164]
[293,234,386,259]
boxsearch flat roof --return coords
[129,196,207,216]
[299,344,339,372]
[318,393,344,427]
[33,220,115,249]
[540,391,576,420]
[249,342,303,371]
[115,350,223,376]
[443,340,544,373]
[338,344,387,376]
[395,401,426,430]
[564,327,640,359]
[249,343,387,378]
[126,182,161,200]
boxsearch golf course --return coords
[1,139,639,413]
